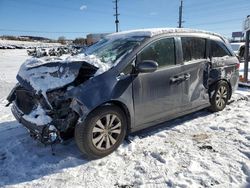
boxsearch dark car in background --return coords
[7,28,239,159]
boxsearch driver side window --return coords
[137,38,176,68]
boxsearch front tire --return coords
[209,80,230,112]
[75,105,127,159]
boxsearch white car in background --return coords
[230,42,245,55]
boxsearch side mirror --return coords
[136,60,158,73]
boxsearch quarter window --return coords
[122,59,135,75]
[181,37,206,62]
[210,40,231,57]
[138,38,176,67]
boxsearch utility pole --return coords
[113,0,120,32]
[243,15,250,82]
[178,0,184,28]
[244,29,250,82]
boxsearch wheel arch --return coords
[88,100,132,134]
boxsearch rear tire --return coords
[209,80,230,112]
[75,105,127,159]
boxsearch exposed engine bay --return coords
[7,58,102,145]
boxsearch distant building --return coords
[231,32,244,42]
[86,33,110,46]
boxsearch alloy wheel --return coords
[91,114,122,150]
[215,85,228,108]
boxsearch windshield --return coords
[84,36,146,64]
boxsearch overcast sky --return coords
[0,0,249,39]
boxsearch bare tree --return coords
[58,36,66,45]
[73,38,86,45]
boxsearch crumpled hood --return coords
[17,54,111,93]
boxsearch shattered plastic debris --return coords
[23,104,52,126]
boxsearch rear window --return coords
[210,40,231,57]
[181,37,206,62]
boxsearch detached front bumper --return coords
[11,102,59,144]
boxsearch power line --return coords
[187,4,250,16]
[0,29,112,34]
[185,0,250,11]
[8,0,113,16]
[188,18,243,27]
[5,0,176,26]
[113,0,120,32]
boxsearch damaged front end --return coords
[7,84,64,144]
[7,58,99,145]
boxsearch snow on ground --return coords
[0,49,250,188]
[0,49,29,83]
[0,39,61,49]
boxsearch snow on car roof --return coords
[106,28,226,41]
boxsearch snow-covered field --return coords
[0,39,61,49]
[0,49,250,188]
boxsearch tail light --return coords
[236,62,240,70]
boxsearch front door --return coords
[132,37,184,128]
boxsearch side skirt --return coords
[130,103,210,133]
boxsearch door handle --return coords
[184,73,190,80]
[170,73,190,84]
[170,75,185,84]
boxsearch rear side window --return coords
[138,38,176,67]
[210,40,231,57]
[181,37,206,62]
